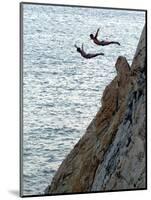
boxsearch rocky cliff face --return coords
[45,25,146,194]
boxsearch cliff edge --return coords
[45,25,146,194]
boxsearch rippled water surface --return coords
[22,4,145,195]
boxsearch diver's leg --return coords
[86,53,104,58]
[100,41,120,46]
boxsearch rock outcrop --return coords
[45,25,146,194]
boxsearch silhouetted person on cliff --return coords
[90,28,120,46]
[74,43,104,59]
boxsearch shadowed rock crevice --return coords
[45,25,146,194]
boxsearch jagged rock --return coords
[45,25,146,194]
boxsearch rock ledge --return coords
[45,25,146,194]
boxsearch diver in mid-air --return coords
[90,28,120,46]
[74,43,104,59]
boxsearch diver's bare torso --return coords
[93,38,104,45]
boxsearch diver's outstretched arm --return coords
[81,43,84,51]
[74,44,79,49]
[94,28,100,39]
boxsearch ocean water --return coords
[22,4,145,196]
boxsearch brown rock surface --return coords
[45,25,146,194]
